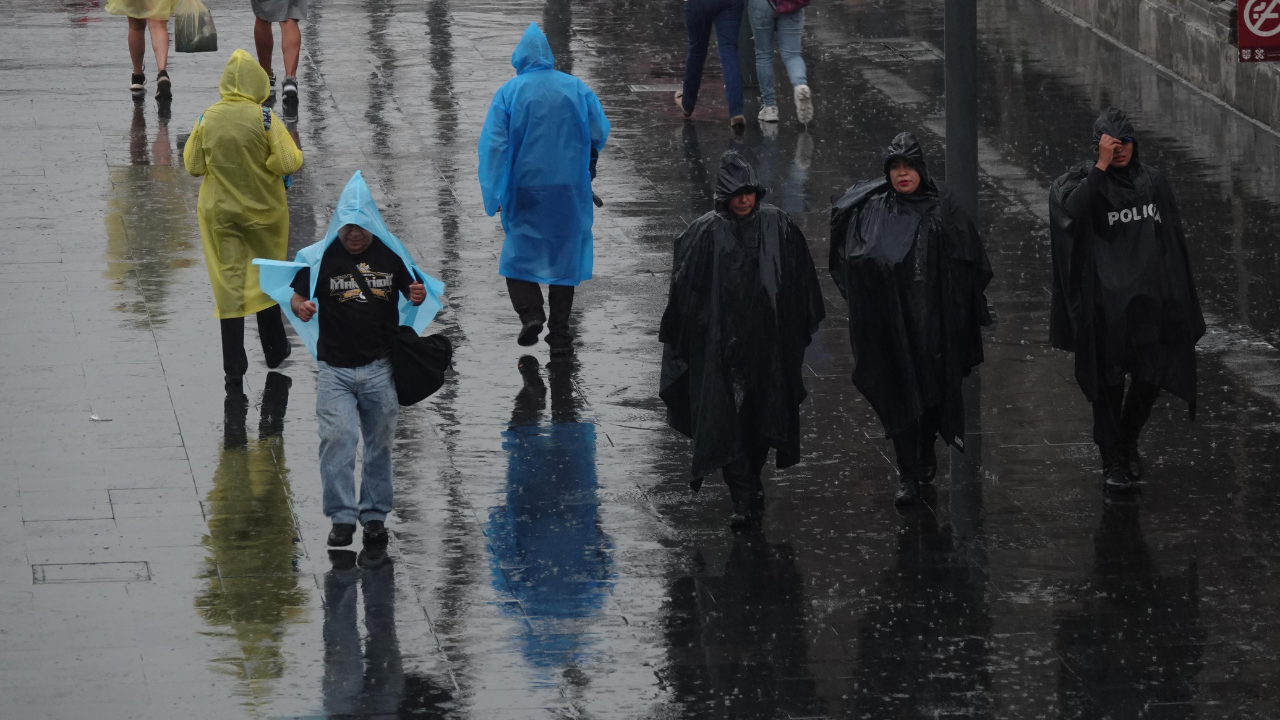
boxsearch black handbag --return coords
[344,255,452,406]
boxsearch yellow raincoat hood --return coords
[219,49,270,105]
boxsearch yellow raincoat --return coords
[105,0,177,20]
[184,49,303,319]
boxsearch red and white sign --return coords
[1240,0,1280,62]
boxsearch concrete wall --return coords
[1039,0,1280,131]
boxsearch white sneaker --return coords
[758,104,779,123]
[794,84,814,125]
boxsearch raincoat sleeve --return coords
[183,116,206,177]
[478,88,512,217]
[254,259,319,357]
[1048,164,1092,349]
[264,110,303,177]
[586,90,610,153]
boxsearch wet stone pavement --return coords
[5,0,1280,717]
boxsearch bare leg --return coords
[254,18,275,76]
[128,17,146,74]
[281,20,300,78]
[147,19,168,72]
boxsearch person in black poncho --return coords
[660,151,825,529]
[1049,107,1204,494]
[830,133,992,506]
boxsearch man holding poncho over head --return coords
[829,133,992,507]
[660,152,825,529]
[478,22,610,356]
[255,172,444,548]
[1049,108,1204,494]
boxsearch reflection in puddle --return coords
[487,356,614,679]
[196,374,308,696]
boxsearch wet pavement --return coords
[5,0,1280,717]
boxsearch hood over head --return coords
[512,22,555,74]
[321,170,397,248]
[1092,106,1140,164]
[713,151,767,208]
[882,132,934,192]
[219,48,270,104]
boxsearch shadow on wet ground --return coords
[3,0,1280,717]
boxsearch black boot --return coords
[517,313,544,347]
[919,436,937,485]
[722,459,757,529]
[1122,439,1144,481]
[1101,445,1134,493]
[892,432,921,506]
[895,477,921,506]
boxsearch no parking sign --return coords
[1239,0,1280,61]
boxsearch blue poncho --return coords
[478,22,610,286]
[253,171,445,360]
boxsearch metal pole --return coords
[945,0,979,218]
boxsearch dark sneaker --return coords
[1123,442,1144,480]
[1103,463,1134,493]
[517,317,544,346]
[155,70,171,100]
[363,519,389,545]
[130,73,146,94]
[282,76,298,100]
[894,477,920,506]
[328,523,356,547]
[729,115,746,130]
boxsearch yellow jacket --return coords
[184,49,303,319]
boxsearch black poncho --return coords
[829,133,992,447]
[1049,107,1204,413]
[659,152,826,481]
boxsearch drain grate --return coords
[33,562,151,584]
[850,38,944,63]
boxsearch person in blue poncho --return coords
[478,22,610,356]
[254,172,445,548]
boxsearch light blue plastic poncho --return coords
[478,22,610,286]
[253,171,445,360]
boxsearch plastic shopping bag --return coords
[175,0,217,53]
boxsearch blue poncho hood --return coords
[254,170,445,359]
[513,23,555,74]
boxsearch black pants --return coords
[220,305,290,378]
[891,406,941,478]
[506,278,574,347]
[722,442,769,496]
[1092,379,1160,450]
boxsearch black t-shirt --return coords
[291,237,417,368]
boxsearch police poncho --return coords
[829,133,992,447]
[1049,107,1204,414]
[659,153,825,482]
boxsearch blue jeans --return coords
[681,0,745,118]
[748,0,807,107]
[317,358,398,525]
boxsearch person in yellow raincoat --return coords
[184,49,303,389]
[105,0,177,99]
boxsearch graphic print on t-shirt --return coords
[329,262,396,303]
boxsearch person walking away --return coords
[829,133,992,506]
[676,0,748,129]
[184,49,303,389]
[747,0,813,125]
[478,23,610,356]
[1049,107,1204,494]
[256,171,445,547]
[106,0,176,99]
[252,0,306,100]
[660,152,825,528]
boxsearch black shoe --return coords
[728,489,757,529]
[894,477,920,506]
[328,523,356,547]
[1103,463,1134,493]
[130,73,146,94]
[363,519,389,545]
[358,545,389,569]
[1123,442,1144,481]
[266,342,292,369]
[224,374,244,393]
[517,317,544,346]
[546,332,573,356]
[328,549,357,570]
[155,70,171,100]
[282,76,298,100]
[920,439,937,485]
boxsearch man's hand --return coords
[408,282,426,304]
[291,293,317,322]
[1097,134,1121,171]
